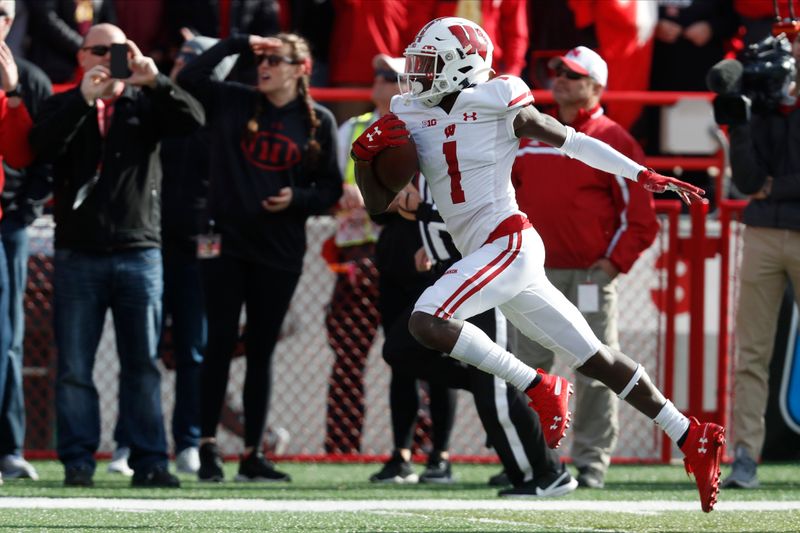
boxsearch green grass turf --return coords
[0,460,798,531]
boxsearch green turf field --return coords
[0,460,798,531]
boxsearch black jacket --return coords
[1,57,53,226]
[177,36,342,273]
[730,108,800,230]
[29,75,205,252]
[160,129,212,253]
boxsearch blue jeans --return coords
[0,238,11,455]
[163,246,205,453]
[54,248,167,474]
[0,219,27,456]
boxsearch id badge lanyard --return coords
[577,271,599,313]
[197,220,222,259]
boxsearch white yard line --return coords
[1,498,799,513]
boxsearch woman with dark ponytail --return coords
[178,33,342,482]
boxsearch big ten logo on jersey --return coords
[241,131,302,171]
[422,118,438,128]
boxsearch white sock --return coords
[450,321,537,391]
[653,400,690,444]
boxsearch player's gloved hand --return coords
[637,168,706,205]
[351,113,409,162]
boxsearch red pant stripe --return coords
[434,232,521,319]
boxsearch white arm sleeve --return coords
[559,126,646,181]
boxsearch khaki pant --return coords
[508,267,619,474]
[733,226,800,459]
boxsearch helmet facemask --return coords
[399,47,452,107]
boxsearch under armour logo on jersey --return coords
[444,124,456,138]
[698,437,708,454]
[463,112,477,121]
[366,127,382,143]
[550,415,562,431]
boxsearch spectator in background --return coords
[177,32,341,483]
[284,0,333,87]
[165,0,280,85]
[567,0,658,130]
[0,24,35,488]
[420,0,529,76]
[735,0,792,45]
[327,0,416,121]
[113,0,169,71]
[159,35,237,476]
[0,0,51,483]
[26,0,116,83]
[29,23,204,488]
[722,30,800,490]
[322,54,391,455]
[166,0,281,39]
[510,47,659,489]
[368,179,459,484]
[640,0,739,207]
[651,0,739,99]
[524,0,594,89]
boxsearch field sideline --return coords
[0,460,798,531]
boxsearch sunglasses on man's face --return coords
[81,45,112,57]
[555,66,587,80]
[258,54,297,67]
[374,69,398,83]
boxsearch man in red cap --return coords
[509,46,659,489]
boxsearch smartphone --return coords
[109,43,132,79]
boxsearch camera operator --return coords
[708,31,800,489]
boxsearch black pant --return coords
[199,254,300,448]
[379,273,457,454]
[383,304,561,487]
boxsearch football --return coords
[373,138,419,193]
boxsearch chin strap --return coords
[617,364,644,400]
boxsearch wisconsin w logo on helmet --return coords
[448,23,489,60]
[401,17,495,107]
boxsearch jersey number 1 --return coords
[443,141,465,204]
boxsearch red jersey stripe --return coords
[508,91,533,107]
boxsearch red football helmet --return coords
[400,17,494,107]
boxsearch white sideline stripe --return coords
[1,498,799,513]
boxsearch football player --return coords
[351,16,724,513]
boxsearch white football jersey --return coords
[391,75,534,255]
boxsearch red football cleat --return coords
[525,369,573,449]
[680,417,725,512]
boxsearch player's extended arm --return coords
[513,106,705,204]
[353,159,397,215]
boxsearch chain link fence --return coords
[23,213,735,461]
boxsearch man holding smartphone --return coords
[29,23,205,489]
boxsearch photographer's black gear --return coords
[740,34,795,112]
[707,59,751,125]
[707,34,796,124]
